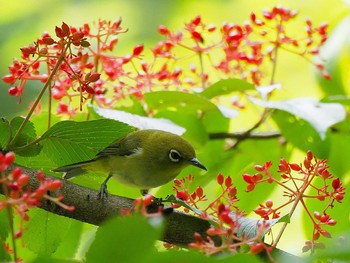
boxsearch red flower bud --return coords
[43,36,55,45]
[17,174,29,186]
[217,173,224,185]
[265,199,273,208]
[335,193,344,202]
[306,150,313,161]
[225,176,232,187]
[48,180,62,190]
[176,190,188,201]
[158,25,170,35]
[332,178,340,190]
[250,243,264,254]
[243,174,253,184]
[133,44,144,56]
[290,163,301,171]
[12,167,22,181]
[219,211,232,224]
[142,194,154,206]
[3,75,16,84]
[195,186,203,198]
[87,72,101,83]
[314,211,321,220]
[4,152,15,165]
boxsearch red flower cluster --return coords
[172,174,273,257]
[0,152,74,241]
[242,150,346,253]
[2,6,329,119]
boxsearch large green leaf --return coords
[272,110,330,157]
[201,78,255,99]
[85,214,163,263]
[23,209,71,256]
[53,220,84,258]
[145,91,229,133]
[40,119,133,166]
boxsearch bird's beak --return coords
[189,157,207,171]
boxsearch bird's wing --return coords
[95,135,142,158]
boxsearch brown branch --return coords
[209,130,281,140]
[3,164,215,246]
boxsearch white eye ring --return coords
[169,149,181,162]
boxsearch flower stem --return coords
[7,55,65,149]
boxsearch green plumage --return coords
[53,129,206,197]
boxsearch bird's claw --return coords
[97,183,108,200]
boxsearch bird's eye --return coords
[169,149,181,162]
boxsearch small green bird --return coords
[53,129,206,198]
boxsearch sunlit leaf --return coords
[145,91,229,133]
[89,105,186,135]
[201,78,255,99]
[235,213,290,239]
[251,97,346,139]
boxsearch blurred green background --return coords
[0,0,349,117]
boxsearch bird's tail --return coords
[52,160,94,179]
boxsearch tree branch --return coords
[209,130,281,140]
[3,164,215,246]
[3,164,300,261]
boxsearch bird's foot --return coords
[97,183,108,200]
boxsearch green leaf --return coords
[272,110,330,157]
[152,249,263,263]
[146,91,222,113]
[85,214,163,263]
[251,98,346,139]
[201,78,255,99]
[0,118,10,150]
[23,209,71,256]
[31,257,79,263]
[145,91,229,133]
[14,149,57,173]
[10,117,37,146]
[30,113,61,136]
[40,119,133,166]
[53,220,83,258]
[5,117,42,156]
[89,104,185,135]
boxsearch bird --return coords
[53,129,207,198]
